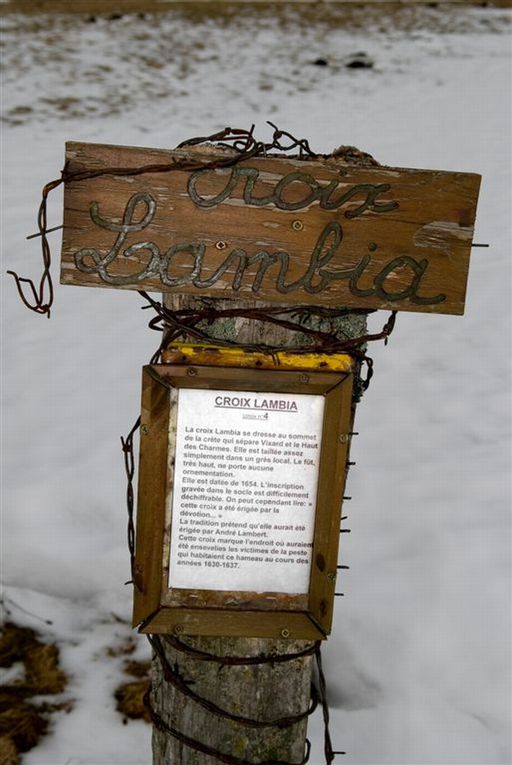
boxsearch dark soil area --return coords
[0,623,71,763]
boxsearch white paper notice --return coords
[168,388,325,594]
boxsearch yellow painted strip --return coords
[162,343,353,373]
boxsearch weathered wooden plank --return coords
[61,141,481,315]
[162,343,354,372]
[141,607,325,641]
[132,368,170,626]
[309,377,353,633]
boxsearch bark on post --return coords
[151,295,367,765]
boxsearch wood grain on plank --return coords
[61,141,481,315]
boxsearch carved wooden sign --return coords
[61,142,481,315]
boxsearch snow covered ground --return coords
[1,4,511,764]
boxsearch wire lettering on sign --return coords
[72,190,445,305]
[186,165,398,214]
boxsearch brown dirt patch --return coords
[114,659,151,723]
[0,734,20,765]
[0,623,71,760]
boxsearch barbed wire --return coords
[164,633,320,665]
[140,290,396,396]
[148,633,319,729]
[145,685,313,765]
[143,633,339,765]
[8,123,397,397]
[7,123,333,318]
[8,123,382,318]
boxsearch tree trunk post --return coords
[150,295,367,765]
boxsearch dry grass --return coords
[105,636,137,659]
[0,623,70,760]
[114,659,151,723]
[115,679,151,722]
[123,659,151,678]
[0,735,20,765]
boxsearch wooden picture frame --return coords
[133,352,354,640]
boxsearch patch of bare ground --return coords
[104,634,151,724]
[114,658,151,723]
[0,622,71,763]
[1,0,511,17]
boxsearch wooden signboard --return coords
[133,350,354,639]
[61,142,481,315]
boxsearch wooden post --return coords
[150,295,366,765]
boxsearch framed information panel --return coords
[133,357,354,640]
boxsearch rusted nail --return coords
[292,220,304,231]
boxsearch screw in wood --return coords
[299,373,310,383]
[327,572,337,583]
[186,367,198,376]
[215,240,227,250]
[292,220,304,231]
[281,628,290,638]
[141,425,149,435]
[174,624,184,635]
